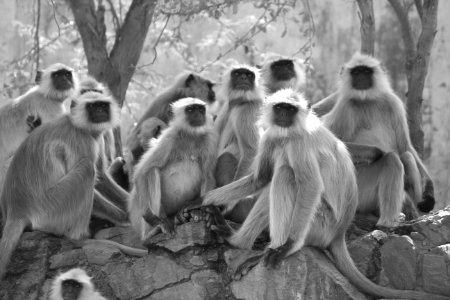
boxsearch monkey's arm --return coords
[233,104,259,180]
[200,138,218,196]
[311,91,338,117]
[345,142,385,165]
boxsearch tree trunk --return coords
[356,0,375,55]
[67,0,158,156]
[388,0,438,157]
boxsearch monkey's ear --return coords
[35,70,43,84]
[70,100,77,109]
[255,64,262,69]
[185,74,196,87]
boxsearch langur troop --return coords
[0,53,446,300]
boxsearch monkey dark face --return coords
[271,59,296,81]
[86,101,111,123]
[61,279,83,300]
[350,66,373,90]
[51,69,74,91]
[206,81,216,103]
[231,68,255,91]
[185,104,206,127]
[272,102,298,128]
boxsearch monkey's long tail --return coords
[82,239,148,257]
[330,235,450,300]
[0,219,26,279]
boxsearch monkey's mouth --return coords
[235,84,253,91]
[55,82,74,91]
[275,72,295,81]
[90,113,110,123]
[190,119,206,127]
[274,120,294,128]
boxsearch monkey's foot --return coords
[263,239,293,269]
[203,205,233,237]
[418,181,435,213]
[233,255,263,280]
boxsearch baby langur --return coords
[323,53,435,227]
[77,77,130,226]
[0,92,146,280]
[50,268,106,300]
[0,63,78,195]
[214,65,264,223]
[202,89,448,300]
[260,55,306,94]
[129,98,217,240]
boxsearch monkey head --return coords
[170,97,214,134]
[50,268,98,300]
[219,64,264,103]
[36,63,79,101]
[261,55,306,94]
[339,53,392,100]
[262,89,319,137]
[70,92,120,134]
[176,72,216,104]
[79,76,108,95]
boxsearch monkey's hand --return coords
[143,211,175,237]
[263,239,294,269]
[203,205,233,238]
[175,202,205,224]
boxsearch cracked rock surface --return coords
[2,209,450,299]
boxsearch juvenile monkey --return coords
[213,65,264,223]
[129,98,217,240]
[50,268,106,300]
[0,63,78,195]
[322,53,435,227]
[203,89,448,300]
[0,91,146,279]
[260,55,306,94]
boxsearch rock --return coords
[145,221,213,252]
[379,236,417,290]
[230,247,368,300]
[2,209,450,299]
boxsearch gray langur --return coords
[213,65,264,223]
[77,77,130,225]
[0,91,146,280]
[202,89,448,300]
[0,63,78,196]
[260,55,306,94]
[50,268,106,300]
[129,98,217,240]
[322,53,435,227]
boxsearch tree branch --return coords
[356,0,375,55]
[388,0,416,58]
[414,0,424,20]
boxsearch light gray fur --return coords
[260,55,306,94]
[129,98,218,240]
[203,88,448,300]
[322,52,433,227]
[50,268,106,300]
[0,63,78,196]
[0,92,144,280]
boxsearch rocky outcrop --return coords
[2,209,450,300]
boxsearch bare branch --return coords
[48,0,61,37]
[35,0,41,71]
[292,0,315,60]
[388,0,416,58]
[356,0,375,55]
[138,15,171,68]
[106,0,121,32]
[414,0,424,20]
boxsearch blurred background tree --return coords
[0,0,449,207]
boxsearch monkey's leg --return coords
[93,191,129,226]
[401,151,422,208]
[346,142,385,165]
[215,152,238,187]
[108,157,130,191]
[376,152,405,228]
